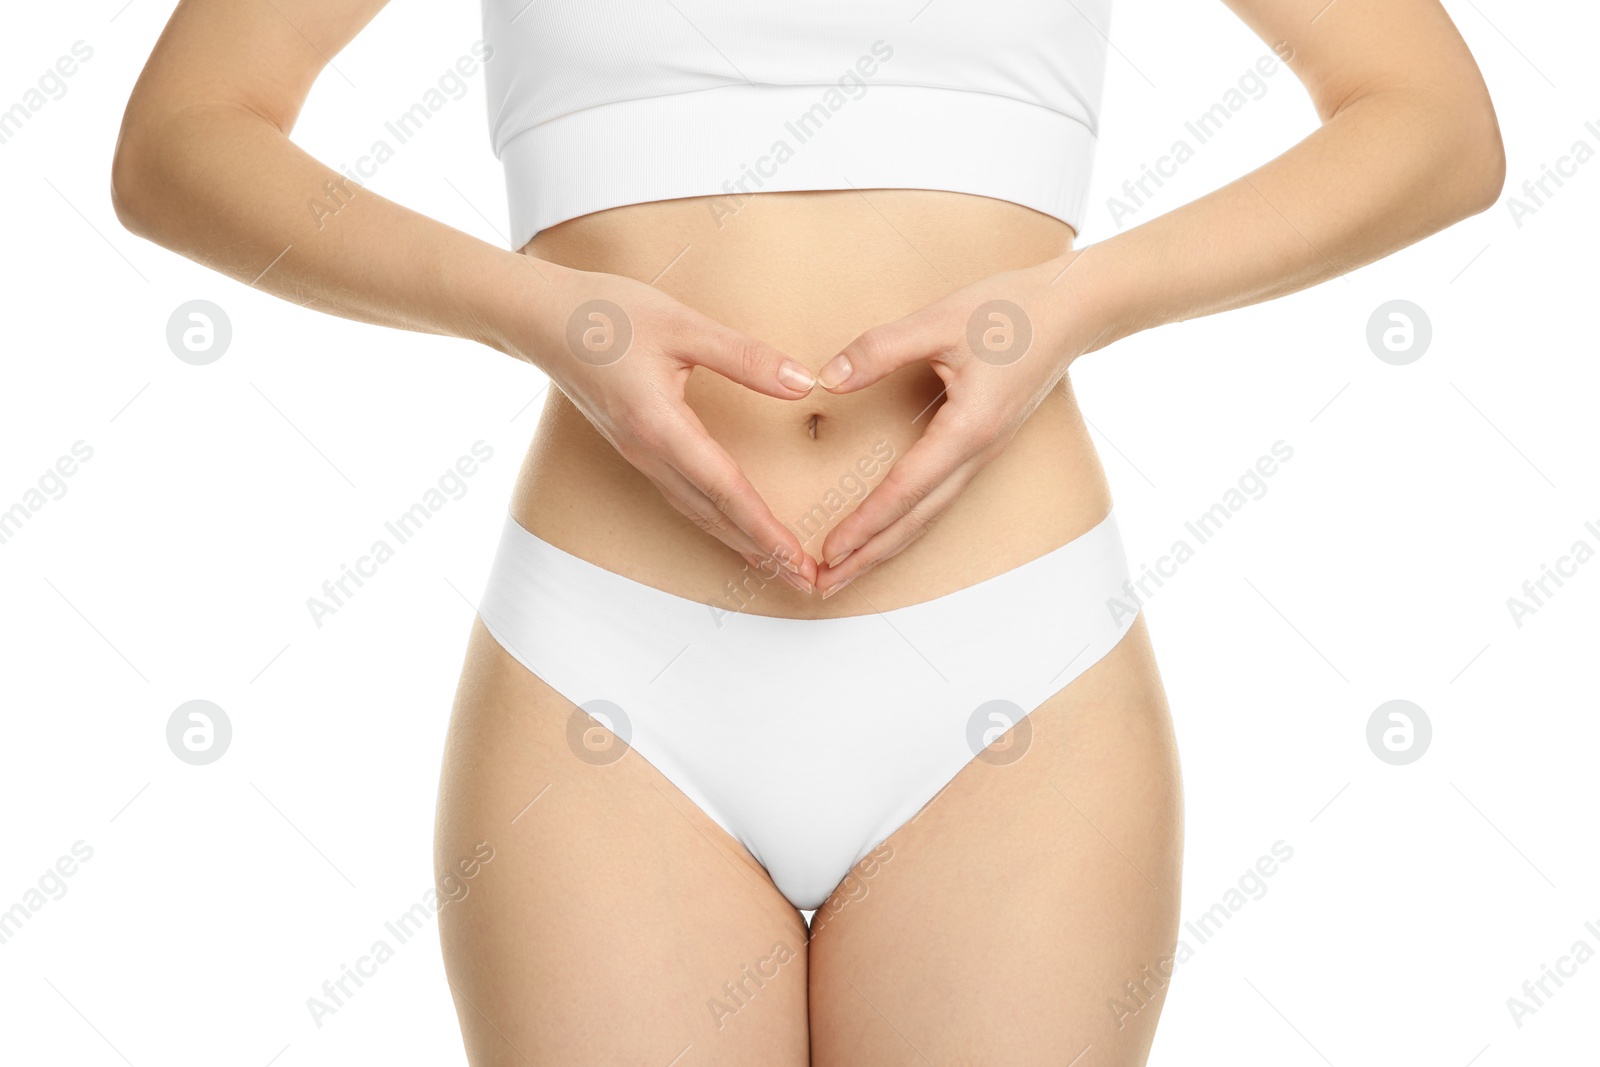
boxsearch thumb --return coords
[678,315,817,400]
[816,312,947,394]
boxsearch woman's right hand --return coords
[494,259,821,592]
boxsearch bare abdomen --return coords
[508,188,1114,619]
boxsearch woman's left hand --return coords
[812,249,1111,598]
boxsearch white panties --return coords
[476,510,1139,911]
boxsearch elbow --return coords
[1338,80,1507,229]
[110,103,187,241]
[1456,105,1507,218]
[1371,80,1507,225]
[1436,66,1507,219]
[109,121,158,239]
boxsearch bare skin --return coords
[113,0,1503,1062]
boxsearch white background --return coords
[2,0,1596,1064]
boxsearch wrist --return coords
[1042,239,1142,358]
[450,240,584,366]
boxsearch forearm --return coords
[1075,84,1505,353]
[110,101,555,359]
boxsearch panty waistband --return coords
[477,509,1136,712]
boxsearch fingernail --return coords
[773,550,802,573]
[818,354,853,389]
[825,547,854,569]
[778,360,815,393]
[779,568,813,594]
[820,578,853,600]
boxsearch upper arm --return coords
[120,0,390,135]
[1220,0,1497,123]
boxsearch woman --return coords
[112,0,1503,1062]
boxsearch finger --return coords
[666,399,820,584]
[817,404,983,568]
[815,467,979,598]
[815,309,952,393]
[638,457,815,584]
[610,384,782,566]
[659,478,803,580]
[656,406,818,581]
[636,460,766,563]
[676,313,817,400]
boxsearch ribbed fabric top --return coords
[482,0,1112,249]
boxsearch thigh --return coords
[434,619,811,1066]
[807,616,1184,1067]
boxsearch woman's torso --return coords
[511,188,1113,619]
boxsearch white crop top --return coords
[482,0,1111,249]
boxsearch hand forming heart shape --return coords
[809,249,1107,598]
[503,249,1106,599]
